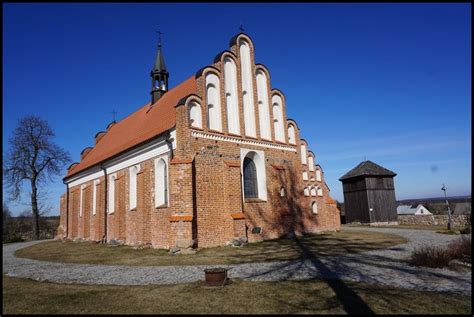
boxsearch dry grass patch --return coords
[15,230,407,266]
[2,275,471,314]
[409,236,471,268]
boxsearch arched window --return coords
[80,184,86,217]
[108,174,117,214]
[205,73,222,131]
[240,40,256,137]
[129,165,140,210]
[300,144,307,165]
[317,187,323,196]
[316,170,322,182]
[304,187,310,196]
[312,201,318,214]
[155,158,168,207]
[241,150,267,201]
[288,124,296,144]
[311,187,316,196]
[308,156,314,171]
[256,69,271,139]
[189,101,202,129]
[303,171,308,180]
[224,57,240,134]
[92,180,99,216]
[243,157,258,198]
[272,95,285,142]
[280,187,286,197]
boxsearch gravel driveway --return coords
[3,227,471,294]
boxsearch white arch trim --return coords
[240,148,267,201]
[154,156,169,207]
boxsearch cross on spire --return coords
[239,21,244,33]
[111,109,118,122]
[156,30,164,46]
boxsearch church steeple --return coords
[150,32,169,104]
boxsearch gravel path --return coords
[3,227,471,294]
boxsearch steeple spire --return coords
[150,30,169,104]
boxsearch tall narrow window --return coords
[308,156,314,171]
[80,184,85,217]
[243,157,258,198]
[317,187,323,196]
[272,95,285,142]
[129,165,140,210]
[224,57,240,134]
[108,174,116,214]
[312,201,318,214]
[311,187,316,196]
[92,180,99,216]
[256,69,271,139]
[304,187,310,196]
[206,73,222,131]
[288,124,296,144]
[303,171,308,181]
[300,144,307,164]
[280,187,286,197]
[240,40,256,137]
[189,101,202,129]
[155,158,168,207]
[316,170,322,182]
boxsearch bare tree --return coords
[3,116,71,240]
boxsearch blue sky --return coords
[3,3,471,216]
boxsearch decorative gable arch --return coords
[183,95,204,129]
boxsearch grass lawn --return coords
[2,275,471,314]
[14,230,407,266]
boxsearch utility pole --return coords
[441,184,452,230]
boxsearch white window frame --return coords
[189,101,203,129]
[312,201,318,214]
[317,187,323,196]
[108,173,117,214]
[303,171,308,181]
[304,187,310,196]
[154,156,169,208]
[308,156,314,171]
[316,170,322,182]
[240,148,267,201]
[129,164,141,210]
[79,184,86,217]
[300,144,307,165]
[92,180,99,216]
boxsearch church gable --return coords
[184,33,291,146]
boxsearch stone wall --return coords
[398,214,471,227]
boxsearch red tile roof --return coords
[66,76,197,178]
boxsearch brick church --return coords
[58,32,341,249]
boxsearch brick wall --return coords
[60,33,341,249]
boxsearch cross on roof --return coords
[156,30,164,46]
[111,109,118,122]
[239,21,244,33]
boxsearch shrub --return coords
[409,236,471,268]
[409,246,452,268]
[448,236,471,262]
[4,236,25,243]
